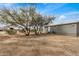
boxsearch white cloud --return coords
[53,15,66,24]
[62,11,79,20]
[54,11,79,24]
[58,15,66,20]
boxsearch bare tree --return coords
[30,13,55,35]
[0,5,55,36]
[0,7,32,36]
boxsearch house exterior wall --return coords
[77,23,79,36]
[42,26,48,33]
[50,23,77,36]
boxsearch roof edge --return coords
[46,21,79,27]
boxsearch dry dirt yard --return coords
[0,32,79,56]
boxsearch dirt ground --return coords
[0,32,79,56]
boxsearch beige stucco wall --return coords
[50,23,77,36]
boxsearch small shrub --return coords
[31,29,36,32]
[6,28,17,35]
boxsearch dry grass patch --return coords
[0,34,79,56]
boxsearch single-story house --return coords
[45,22,79,36]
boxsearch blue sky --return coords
[0,3,79,26]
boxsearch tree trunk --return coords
[34,26,38,35]
[39,26,42,34]
[22,28,30,36]
[36,26,42,35]
[27,28,30,36]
